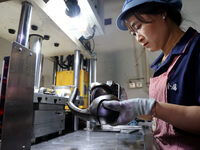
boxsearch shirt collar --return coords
[151,27,197,70]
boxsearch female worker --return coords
[103,0,200,149]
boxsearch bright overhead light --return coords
[32,0,104,48]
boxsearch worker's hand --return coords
[102,98,156,125]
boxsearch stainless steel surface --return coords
[101,125,142,132]
[34,103,64,111]
[31,129,156,150]
[16,1,32,47]
[29,34,43,92]
[33,110,65,127]
[33,109,65,139]
[33,93,66,140]
[33,93,66,105]
[0,59,5,97]
[1,42,36,150]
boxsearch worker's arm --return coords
[151,102,200,134]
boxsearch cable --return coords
[84,25,96,40]
[55,56,69,70]
[91,38,95,53]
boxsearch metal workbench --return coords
[31,126,158,150]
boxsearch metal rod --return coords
[93,54,97,82]
[89,53,97,83]
[80,54,84,70]
[74,50,81,88]
[52,58,58,85]
[86,53,97,129]
[16,1,32,47]
[29,34,43,92]
[73,50,81,131]
[86,59,92,129]
[89,59,94,83]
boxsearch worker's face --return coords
[125,14,168,51]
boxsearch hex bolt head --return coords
[19,47,22,52]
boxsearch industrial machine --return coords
[0,0,103,149]
[64,51,122,125]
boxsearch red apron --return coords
[149,33,200,150]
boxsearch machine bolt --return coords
[22,145,25,149]
[19,47,22,52]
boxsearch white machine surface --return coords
[0,0,104,57]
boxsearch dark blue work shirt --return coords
[151,27,200,106]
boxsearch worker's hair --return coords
[122,2,182,26]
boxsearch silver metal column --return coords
[29,34,43,92]
[86,53,97,129]
[74,50,81,88]
[92,54,97,83]
[52,58,58,85]
[89,54,97,83]
[16,1,32,48]
[73,50,81,131]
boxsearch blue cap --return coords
[117,0,182,30]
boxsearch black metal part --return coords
[64,0,80,17]
[54,42,59,47]
[8,29,16,34]
[79,36,91,51]
[44,35,50,40]
[43,0,49,3]
[31,25,38,31]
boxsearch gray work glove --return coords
[102,98,156,125]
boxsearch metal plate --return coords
[33,110,65,138]
[1,42,36,150]
[33,93,67,105]
[31,130,145,150]
[34,103,64,110]
[33,110,65,125]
